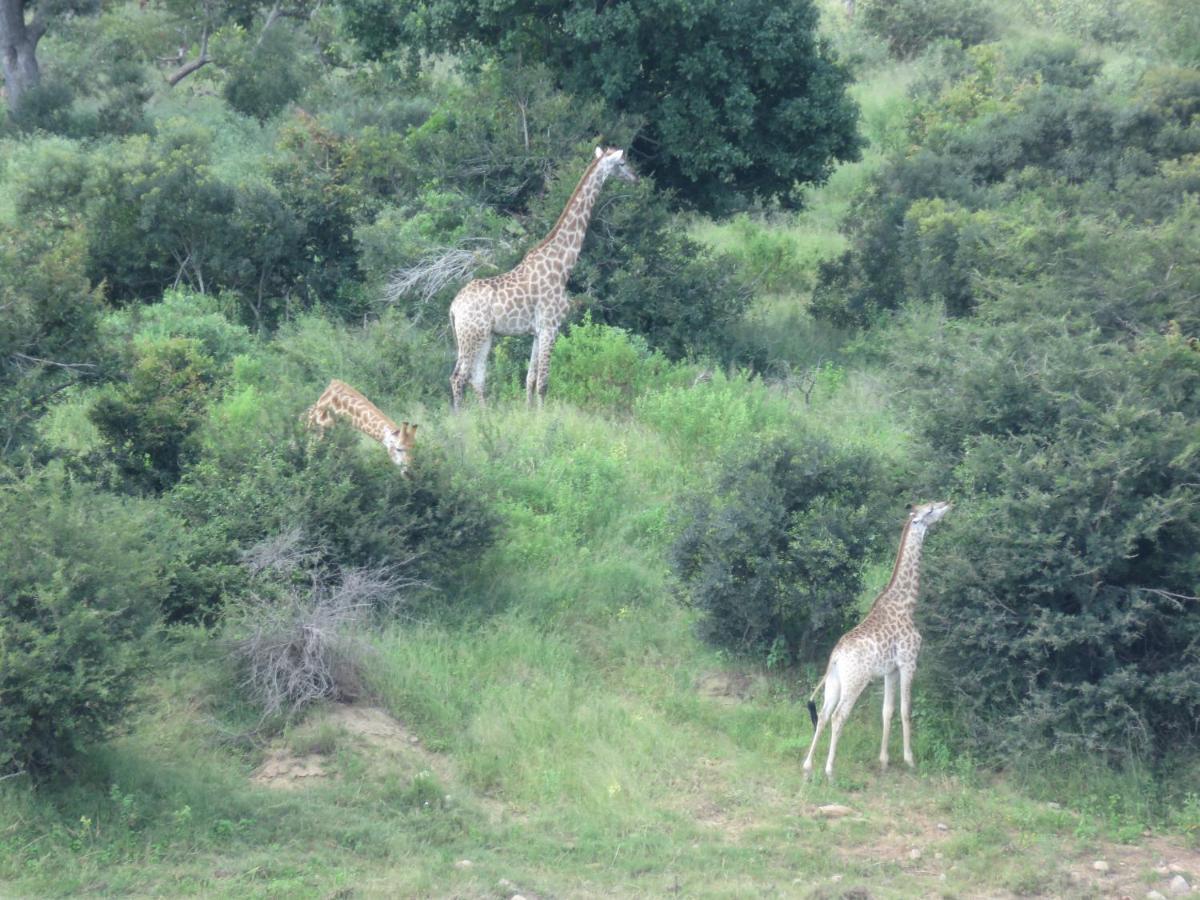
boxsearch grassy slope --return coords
[2,397,1197,898]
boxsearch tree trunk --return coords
[0,0,43,114]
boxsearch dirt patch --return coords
[695,670,765,704]
[251,749,330,789]
[1066,835,1200,899]
[250,703,445,791]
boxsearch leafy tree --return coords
[340,0,863,214]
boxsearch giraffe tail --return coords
[807,675,827,728]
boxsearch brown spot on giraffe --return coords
[448,147,637,409]
[306,379,417,470]
[803,500,953,779]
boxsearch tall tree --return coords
[0,0,45,113]
[341,0,863,215]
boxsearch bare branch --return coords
[382,238,513,321]
[166,26,211,87]
[11,352,97,371]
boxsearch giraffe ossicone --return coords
[802,500,952,779]
[449,146,637,409]
[306,379,418,470]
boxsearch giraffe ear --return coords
[613,149,624,161]
[595,146,603,159]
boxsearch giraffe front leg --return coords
[900,666,917,768]
[525,335,540,407]
[880,669,896,770]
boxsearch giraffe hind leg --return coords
[825,667,872,779]
[802,665,841,778]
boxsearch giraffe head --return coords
[594,146,638,183]
[908,500,952,531]
[382,422,418,469]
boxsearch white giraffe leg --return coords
[802,668,840,778]
[880,668,897,770]
[900,664,917,767]
[525,335,540,406]
[469,334,493,406]
[534,328,557,407]
[825,670,871,778]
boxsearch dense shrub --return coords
[0,468,168,776]
[89,337,220,494]
[163,413,497,621]
[0,216,107,457]
[890,311,1200,761]
[671,434,893,662]
[860,0,997,58]
[812,48,1200,328]
[550,318,681,412]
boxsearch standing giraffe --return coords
[306,379,418,470]
[449,146,637,409]
[802,501,952,779]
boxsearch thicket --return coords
[0,468,169,776]
[671,434,896,664]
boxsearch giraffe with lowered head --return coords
[306,379,418,470]
[802,501,952,779]
[449,146,637,409]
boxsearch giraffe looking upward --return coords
[449,146,637,409]
[306,379,417,470]
[802,500,952,779]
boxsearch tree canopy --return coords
[341,0,863,214]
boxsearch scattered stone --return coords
[936,822,949,831]
[909,848,923,861]
[934,852,944,860]
[409,735,420,744]
[1093,861,1111,874]
[497,879,515,890]
[1147,891,1167,900]
[1048,801,1062,810]
[1168,875,1191,895]
[512,895,527,900]
[454,859,473,870]
[815,804,855,818]
[831,874,844,883]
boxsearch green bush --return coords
[890,312,1200,761]
[0,215,107,458]
[164,412,497,621]
[88,337,220,494]
[671,434,892,662]
[551,318,679,412]
[860,0,997,58]
[0,468,168,776]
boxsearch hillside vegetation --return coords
[2,0,1199,895]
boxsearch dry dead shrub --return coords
[232,530,422,718]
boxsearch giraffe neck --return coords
[874,518,929,617]
[319,381,398,444]
[525,156,608,279]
